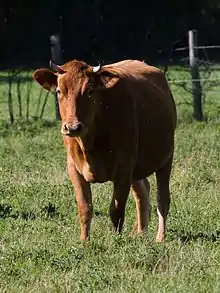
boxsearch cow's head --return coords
[32,60,119,137]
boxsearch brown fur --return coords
[33,59,177,242]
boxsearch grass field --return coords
[0,67,220,292]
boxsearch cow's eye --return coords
[56,89,61,95]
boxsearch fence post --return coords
[8,72,14,124]
[50,34,63,120]
[188,30,203,121]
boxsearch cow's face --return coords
[33,60,119,137]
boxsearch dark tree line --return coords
[1,0,220,69]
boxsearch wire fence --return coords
[165,31,220,121]
[1,31,220,124]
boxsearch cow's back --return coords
[105,60,177,179]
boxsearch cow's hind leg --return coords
[109,177,131,233]
[131,178,150,234]
[155,154,173,243]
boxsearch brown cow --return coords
[33,59,177,242]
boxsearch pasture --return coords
[0,66,220,292]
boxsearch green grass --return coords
[0,67,220,292]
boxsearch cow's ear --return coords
[32,69,57,91]
[85,67,119,90]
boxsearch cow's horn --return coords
[49,60,65,74]
[93,64,101,73]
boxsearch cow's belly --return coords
[132,100,176,180]
[133,151,172,180]
[133,131,174,180]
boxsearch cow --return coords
[32,59,177,242]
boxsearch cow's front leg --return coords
[109,175,131,233]
[67,154,93,241]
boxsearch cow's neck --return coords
[73,117,109,182]
[77,103,104,153]
[76,114,105,159]
[67,99,111,181]
[76,124,96,153]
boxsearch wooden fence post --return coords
[188,30,203,121]
[50,34,63,120]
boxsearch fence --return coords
[1,30,220,125]
[165,30,220,121]
[0,34,62,124]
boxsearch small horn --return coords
[49,60,65,74]
[93,64,101,73]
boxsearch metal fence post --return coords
[50,34,63,120]
[188,30,203,121]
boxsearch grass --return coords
[0,66,220,292]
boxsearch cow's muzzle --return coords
[61,122,84,137]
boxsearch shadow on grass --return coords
[0,202,106,221]
[0,119,60,138]
[0,202,60,220]
[169,228,220,243]
[94,210,106,217]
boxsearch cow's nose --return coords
[62,122,84,136]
